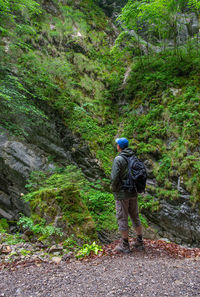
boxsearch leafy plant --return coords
[19,249,32,257]
[76,241,102,258]
[80,180,117,232]
[63,235,79,250]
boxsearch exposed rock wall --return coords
[97,0,128,18]
[0,107,105,221]
[144,159,200,247]
[143,194,200,247]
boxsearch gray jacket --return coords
[111,148,137,200]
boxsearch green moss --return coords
[22,166,97,244]
[0,219,9,233]
[0,233,25,245]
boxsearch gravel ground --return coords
[0,249,200,297]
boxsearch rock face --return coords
[0,108,105,221]
[97,0,128,18]
[0,131,53,220]
[176,13,199,45]
[144,158,200,247]
[143,196,200,247]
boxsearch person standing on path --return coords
[111,137,144,253]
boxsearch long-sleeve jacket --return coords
[111,148,137,200]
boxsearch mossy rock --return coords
[29,185,97,243]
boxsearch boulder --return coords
[143,196,200,247]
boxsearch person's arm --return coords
[111,156,122,192]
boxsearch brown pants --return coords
[115,197,141,231]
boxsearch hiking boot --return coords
[115,239,130,254]
[134,238,145,251]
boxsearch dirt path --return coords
[0,245,200,297]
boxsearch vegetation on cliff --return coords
[115,0,200,206]
[0,0,200,248]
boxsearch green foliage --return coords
[156,188,179,200]
[80,179,117,232]
[118,0,199,50]
[155,154,172,184]
[1,0,123,174]
[18,215,63,238]
[76,241,102,258]
[63,235,79,250]
[139,214,149,228]
[138,194,159,212]
[0,220,25,247]
[22,166,97,244]
[66,101,118,174]
[0,0,41,36]
[19,249,32,256]
[2,0,200,245]
[25,166,84,195]
[0,233,25,245]
[120,47,200,205]
[0,0,41,18]
[188,0,200,9]
[17,51,74,104]
[0,218,9,232]
[0,72,48,137]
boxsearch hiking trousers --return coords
[115,197,141,231]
